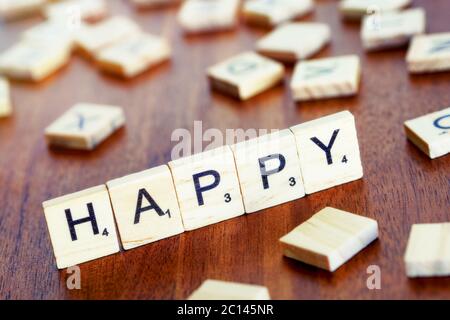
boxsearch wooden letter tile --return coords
[0,0,45,21]
[43,185,120,269]
[207,51,284,100]
[168,146,245,231]
[279,207,378,271]
[361,8,425,51]
[44,0,107,23]
[177,0,240,34]
[0,40,71,82]
[340,0,411,21]
[406,32,450,74]
[96,33,171,78]
[188,279,271,300]
[290,55,361,101]
[243,0,314,28]
[404,107,450,159]
[75,16,140,58]
[45,103,125,150]
[256,22,330,62]
[0,77,11,118]
[290,111,363,194]
[404,223,450,278]
[231,129,305,213]
[106,165,185,250]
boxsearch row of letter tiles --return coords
[43,110,364,269]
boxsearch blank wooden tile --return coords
[188,279,271,300]
[130,0,179,8]
[404,107,450,159]
[207,51,284,100]
[280,207,378,272]
[406,32,450,74]
[290,55,361,101]
[256,22,330,62]
[45,103,125,150]
[22,19,85,52]
[243,0,313,28]
[231,129,305,213]
[361,8,425,51]
[44,0,107,23]
[106,165,185,250]
[43,185,120,269]
[340,0,411,21]
[178,0,240,34]
[0,77,12,118]
[0,0,45,21]
[75,16,140,58]
[168,146,245,231]
[290,111,363,194]
[404,223,450,278]
[96,33,171,78]
[0,40,71,82]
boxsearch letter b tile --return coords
[290,111,363,194]
[43,185,120,269]
[168,146,245,231]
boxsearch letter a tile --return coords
[404,107,450,159]
[43,185,120,269]
[107,165,185,250]
[168,146,245,231]
[231,129,305,213]
[290,111,363,194]
[406,32,450,74]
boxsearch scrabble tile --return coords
[0,40,71,82]
[22,19,86,52]
[279,207,378,272]
[289,111,363,194]
[177,0,240,34]
[0,0,45,20]
[106,165,185,250]
[242,0,314,28]
[130,0,179,8]
[168,146,245,231]
[231,129,305,213]
[43,185,120,269]
[207,51,284,100]
[45,103,125,150]
[404,107,450,159]
[44,0,107,23]
[340,0,411,21]
[290,55,361,101]
[406,32,450,74]
[256,22,330,62]
[188,279,271,300]
[404,223,450,278]
[96,33,171,78]
[361,8,425,51]
[75,16,140,58]
[0,77,12,118]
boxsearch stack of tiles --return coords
[256,22,331,62]
[0,77,12,118]
[279,207,378,271]
[406,32,450,74]
[188,280,271,300]
[42,111,364,269]
[290,55,361,101]
[361,8,426,51]
[242,0,314,28]
[44,103,125,150]
[404,107,450,159]
[178,0,240,34]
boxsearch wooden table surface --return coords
[0,0,449,300]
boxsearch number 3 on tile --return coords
[224,193,231,203]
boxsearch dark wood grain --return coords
[0,0,449,300]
